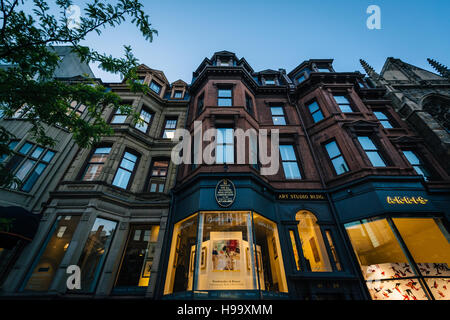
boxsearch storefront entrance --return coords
[163,211,288,298]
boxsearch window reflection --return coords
[22,215,81,291]
[76,217,117,293]
[296,210,332,272]
[164,214,198,295]
[253,213,288,293]
[345,218,431,300]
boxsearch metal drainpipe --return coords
[154,96,192,299]
[286,85,369,300]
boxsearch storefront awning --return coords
[0,206,40,248]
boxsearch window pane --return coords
[42,150,55,162]
[380,120,393,129]
[308,101,320,113]
[374,111,387,120]
[280,145,296,161]
[31,147,44,159]
[114,225,160,289]
[15,159,36,181]
[282,162,301,179]
[367,151,386,167]
[337,105,353,113]
[325,230,342,271]
[163,129,175,139]
[218,98,232,107]
[83,164,104,181]
[112,168,132,189]
[18,143,33,155]
[272,116,286,125]
[270,107,284,116]
[311,110,324,123]
[333,95,350,105]
[218,89,231,97]
[23,215,81,291]
[392,218,450,278]
[358,136,377,150]
[77,218,117,293]
[164,214,198,294]
[165,120,177,129]
[296,75,305,83]
[331,156,349,175]
[111,115,127,124]
[345,218,429,300]
[296,211,332,272]
[402,150,420,165]
[21,163,47,192]
[217,128,233,144]
[253,213,288,293]
[150,82,161,94]
[95,147,111,155]
[413,165,430,180]
[289,230,301,271]
[136,122,148,133]
[325,141,340,159]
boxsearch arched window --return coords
[295,210,332,272]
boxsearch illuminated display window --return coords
[345,217,450,300]
[21,215,81,291]
[164,211,288,296]
[295,210,332,272]
[114,225,160,290]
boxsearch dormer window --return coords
[218,57,231,66]
[136,76,146,84]
[296,74,306,84]
[150,81,162,94]
[174,90,183,99]
[265,77,276,85]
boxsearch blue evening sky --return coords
[24,0,450,83]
